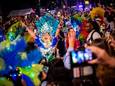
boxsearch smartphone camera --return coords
[70,48,93,67]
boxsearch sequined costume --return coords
[35,36,58,62]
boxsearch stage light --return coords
[85,1,89,5]
[79,5,83,8]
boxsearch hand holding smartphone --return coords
[70,48,94,67]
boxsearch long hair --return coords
[65,37,80,50]
[90,21,100,33]
[65,30,80,50]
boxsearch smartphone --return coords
[70,48,93,66]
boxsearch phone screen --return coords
[71,48,93,65]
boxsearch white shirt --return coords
[63,47,74,69]
[87,30,101,43]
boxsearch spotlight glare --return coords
[85,1,89,5]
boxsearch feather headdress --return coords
[90,7,105,19]
[35,13,59,36]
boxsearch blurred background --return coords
[0,0,115,17]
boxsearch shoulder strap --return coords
[90,30,96,41]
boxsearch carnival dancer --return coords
[22,14,60,62]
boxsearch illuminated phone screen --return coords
[71,49,93,65]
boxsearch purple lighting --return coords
[79,5,83,8]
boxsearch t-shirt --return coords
[86,30,101,43]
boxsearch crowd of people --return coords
[0,4,115,86]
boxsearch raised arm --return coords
[55,20,64,37]
[55,27,61,37]
[21,21,37,39]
